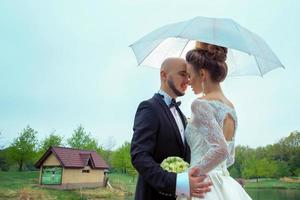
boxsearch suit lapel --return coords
[176,107,189,151]
[153,94,185,155]
[175,107,191,163]
[176,107,187,129]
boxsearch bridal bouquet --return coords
[161,156,189,173]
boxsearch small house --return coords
[35,146,109,189]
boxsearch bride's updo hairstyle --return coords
[186,41,228,82]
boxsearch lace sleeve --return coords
[226,141,235,167]
[191,100,230,174]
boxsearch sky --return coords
[0,0,299,149]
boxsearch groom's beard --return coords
[168,77,185,97]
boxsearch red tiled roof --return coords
[35,146,109,169]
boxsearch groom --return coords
[131,58,211,200]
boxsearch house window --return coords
[82,169,90,173]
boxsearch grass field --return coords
[1,171,299,199]
[245,178,300,189]
[0,171,134,200]
[108,173,136,194]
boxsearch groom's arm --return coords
[131,101,177,196]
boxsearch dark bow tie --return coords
[169,98,181,108]
[157,93,181,108]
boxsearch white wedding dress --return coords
[185,98,252,200]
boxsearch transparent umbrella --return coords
[130,16,284,76]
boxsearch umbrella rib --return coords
[232,23,252,55]
[134,20,191,65]
[233,28,283,65]
[177,17,197,38]
[250,32,285,70]
[178,39,190,58]
[249,30,283,75]
[176,17,197,58]
[254,56,264,77]
[131,16,284,75]
[130,23,173,46]
[234,24,283,75]
[242,26,283,65]
[136,39,165,66]
[132,17,193,46]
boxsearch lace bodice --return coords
[185,98,238,174]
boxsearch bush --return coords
[229,166,240,178]
[0,150,9,171]
[293,168,300,177]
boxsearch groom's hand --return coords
[189,167,212,198]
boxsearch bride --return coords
[184,41,252,200]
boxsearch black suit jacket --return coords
[131,93,191,200]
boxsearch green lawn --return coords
[108,173,137,194]
[2,171,299,199]
[245,178,300,189]
[0,171,133,200]
[0,170,38,189]
[0,171,85,199]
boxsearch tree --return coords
[289,150,300,175]
[39,131,63,153]
[242,156,277,182]
[0,132,9,171]
[274,161,291,177]
[283,131,300,148]
[0,131,3,150]
[36,131,64,160]
[67,125,98,150]
[294,168,300,176]
[98,136,117,166]
[9,126,38,171]
[0,135,9,172]
[229,145,253,178]
[229,166,240,178]
[283,131,300,175]
[267,131,300,175]
[111,141,137,179]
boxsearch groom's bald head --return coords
[160,57,188,98]
[160,57,186,74]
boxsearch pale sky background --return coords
[0,0,299,149]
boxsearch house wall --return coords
[43,153,61,166]
[38,152,106,188]
[62,166,104,184]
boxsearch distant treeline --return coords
[0,125,136,177]
[0,126,299,181]
[229,131,300,181]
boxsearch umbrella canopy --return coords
[130,16,284,76]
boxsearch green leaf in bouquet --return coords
[160,156,190,173]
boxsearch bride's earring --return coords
[201,81,206,96]
[200,71,206,96]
